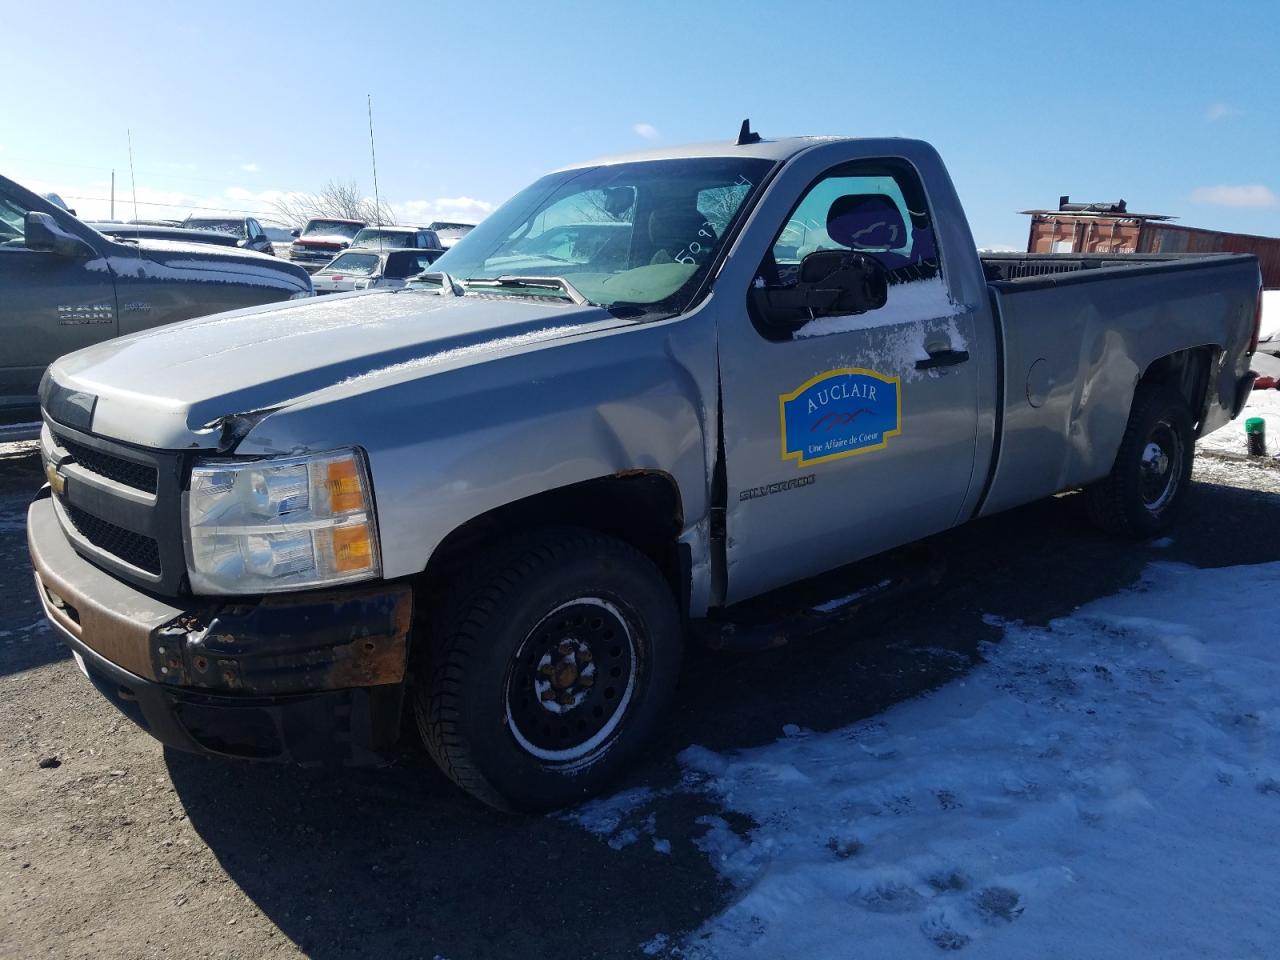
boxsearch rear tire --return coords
[1085,384,1194,538]
[414,528,682,811]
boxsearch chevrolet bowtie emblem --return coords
[45,462,65,496]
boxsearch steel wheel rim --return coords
[504,596,640,766]
[1140,419,1183,513]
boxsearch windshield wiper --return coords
[463,275,591,305]
[407,271,464,296]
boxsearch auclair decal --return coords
[779,367,902,468]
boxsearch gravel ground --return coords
[2,441,1279,960]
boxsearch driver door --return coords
[0,188,116,418]
[718,155,982,603]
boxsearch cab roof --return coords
[559,134,917,171]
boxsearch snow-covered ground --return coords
[572,561,1280,958]
[1201,384,1280,456]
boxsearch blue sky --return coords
[4,0,1277,248]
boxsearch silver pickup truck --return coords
[27,131,1262,810]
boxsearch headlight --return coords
[352,278,371,290]
[289,289,314,300]
[184,448,380,594]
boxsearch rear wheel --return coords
[1085,384,1194,538]
[415,528,682,811]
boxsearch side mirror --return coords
[291,229,301,238]
[25,212,95,258]
[751,250,888,332]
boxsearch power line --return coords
[59,194,284,219]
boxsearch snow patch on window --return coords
[795,276,959,339]
[789,277,972,380]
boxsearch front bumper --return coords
[28,494,413,765]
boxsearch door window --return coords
[749,159,944,340]
[0,192,30,247]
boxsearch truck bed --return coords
[979,251,1248,283]
[976,252,1259,517]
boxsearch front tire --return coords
[415,529,682,811]
[1085,384,1194,538]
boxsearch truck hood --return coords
[48,290,623,449]
[103,237,312,290]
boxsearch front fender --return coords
[234,312,718,585]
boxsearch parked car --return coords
[87,222,240,247]
[1256,290,1279,356]
[488,221,630,270]
[426,220,476,248]
[27,132,1262,812]
[261,225,296,257]
[182,216,275,255]
[350,226,442,251]
[288,217,366,272]
[42,193,76,216]
[0,174,311,423]
[312,247,443,293]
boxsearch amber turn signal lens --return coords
[331,523,373,573]
[326,458,365,513]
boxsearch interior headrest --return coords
[826,194,907,250]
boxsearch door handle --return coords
[916,349,970,370]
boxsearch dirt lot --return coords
[3,442,1279,960]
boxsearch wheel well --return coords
[424,472,686,603]
[1139,346,1215,431]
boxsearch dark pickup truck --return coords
[0,175,313,422]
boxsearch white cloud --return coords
[633,122,660,141]
[1205,102,1241,121]
[1189,184,1280,208]
[10,172,496,228]
[240,162,259,173]
[12,174,302,223]
[392,195,495,226]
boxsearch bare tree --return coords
[269,179,396,228]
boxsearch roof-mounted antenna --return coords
[736,119,761,146]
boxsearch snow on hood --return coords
[50,291,619,448]
[294,234,355,246]
[94,238,310,291]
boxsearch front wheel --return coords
[414,529,682,811]
[1085,384,1195,538]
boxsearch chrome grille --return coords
[55,433,157,494]
[62,502,162,575]
[42,405,188,594]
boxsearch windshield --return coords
[184,218,244,237]
[320,252,380,276]
[303,220,363,239]
[427,157,773,313]
[351,228,413,248]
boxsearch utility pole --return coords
[110,170,115,220]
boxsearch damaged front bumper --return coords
[27,493,413,765]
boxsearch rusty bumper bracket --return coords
[151,585,413,694]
